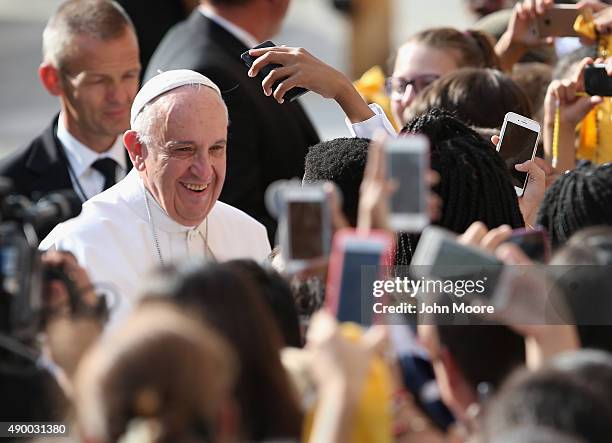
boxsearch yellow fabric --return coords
[574,10,612,163]
[302,322,393,443]
[353,66,400,131]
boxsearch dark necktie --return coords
[91,158,118,191]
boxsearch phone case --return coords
[584,65,612,97]
[535,6,581,37]
[240,40,308,102]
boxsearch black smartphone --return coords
[584,64,612,97]
[240,40,309,102]
[507,227,551,263]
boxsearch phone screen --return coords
[336,247,383,325]
[498,122,539,189]
[389,151,424,214]
[288,201,323,260]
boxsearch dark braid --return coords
[537,162,612,249]
[395,109,524,265]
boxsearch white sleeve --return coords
[346,103,398,139]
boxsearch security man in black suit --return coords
[0,0,139,208]
[145,0,320,241]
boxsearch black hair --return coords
[398,108,524,263]
[483,367,612,443]
[551,349,612,403]
[436,323,525,391]
[537,162,612,249]
[303,137,370,226]
[225,259,302,348]
[549,227,612,352]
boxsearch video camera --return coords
[0,177,83,341]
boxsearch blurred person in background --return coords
[74,303,238,443]
[0,0,139,212]
[141,261,302,442]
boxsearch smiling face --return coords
[58,27,141,151]
[391,42,460,126]
[133,86,228,227]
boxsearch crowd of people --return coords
[2,0,612,442]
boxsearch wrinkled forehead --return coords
[146,86,229,141]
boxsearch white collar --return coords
[56,114,127,178]
[199,5,259,49]
[118,169,208,236]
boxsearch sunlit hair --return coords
[42,0,134,69]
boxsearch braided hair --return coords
[537,162,612,249]
[397,108,524,264]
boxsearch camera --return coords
[0,177,83,341]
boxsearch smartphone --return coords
[279,183,331,272]
[507,227,551,263]
[535,5,582,38]
[496,112,540,197]
[241,40,309,102]
[325,229,394,326]
[385,135,429,232]
[411,226,503,298]
[584,64,612,97]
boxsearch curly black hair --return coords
[537,162,612,249]
[303,137,370,226]
[397,108,525,264]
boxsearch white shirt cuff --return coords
[346,103,397,139]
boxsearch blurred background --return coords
[0,0,473,156]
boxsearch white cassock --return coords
[40,169,271,324]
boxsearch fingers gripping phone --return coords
[496,112,540,197]
[241,40,309,102]
[584,64,612,97]
[385,135,430,232]
[279,183,331,272]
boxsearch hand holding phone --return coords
[241,40,309,102]
[584,63,612,97]
[496,112,540,197]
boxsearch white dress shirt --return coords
[56,115,127,201]
[40,169,271,326]
[346,103,397,139]
[199,5,259,48]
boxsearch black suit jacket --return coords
[0,116,132,237]
[145,12,320,241]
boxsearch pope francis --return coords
[41,70,271,322]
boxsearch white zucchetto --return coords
[130,69,222,126]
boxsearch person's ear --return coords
[124,130,147,171]
[39,63,63,96]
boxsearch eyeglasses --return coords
[385,74,440,100]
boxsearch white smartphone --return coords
[496,112,540,197]
[279,183,331,273]
[385,135,429,232]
